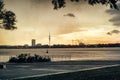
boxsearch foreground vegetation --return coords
[15,65,120,80]
[9,54,51,63]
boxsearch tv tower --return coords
[49,32,51,47]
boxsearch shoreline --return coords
[1,59,120,64]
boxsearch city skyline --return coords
[0,0,120,45]
[0,38,120,47]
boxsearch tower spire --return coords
[49,32,51,47]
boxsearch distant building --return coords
[24,44,29,48]
[36,43,42,46]
[32,39,36,46]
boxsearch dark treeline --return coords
[0,43,120,49]
[52,43,120,48]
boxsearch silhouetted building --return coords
[24,44,29,48]
[36,43,42,46]
[32,39,36,46]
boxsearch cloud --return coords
[54,24,82,35]
[106,3,120,27]
[64,13,75,17]
[107,29,120,35]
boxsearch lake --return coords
[0,48,120,62]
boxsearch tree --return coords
[52,0,119,10]
[0,0,17,30]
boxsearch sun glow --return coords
[0,1,120,46]
[83,28,105,36]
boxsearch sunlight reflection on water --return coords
[0,56,10,62]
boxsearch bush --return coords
[8,54,51,63]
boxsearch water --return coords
[0,48,120,62]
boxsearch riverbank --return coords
[15,64,120,80]
[1,60,120,80]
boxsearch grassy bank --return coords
[15,65,120,80]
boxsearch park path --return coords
[0,61,120,80]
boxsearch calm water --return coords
[0,48,120,62]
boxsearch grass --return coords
[15,65,120,80]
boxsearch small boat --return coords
[46,49,48,53]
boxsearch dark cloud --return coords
[107,30,120,35]
[64,13,75,17]
[107,32,112,35]
[106,3,120,27]
[109,16,120,26]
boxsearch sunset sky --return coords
[0,0,120,45]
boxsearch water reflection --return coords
[0,56,10,62]
[0,48,120,62]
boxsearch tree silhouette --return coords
[52,0,119,10]
[0,0,17,30]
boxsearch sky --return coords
[0,0,120,46]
